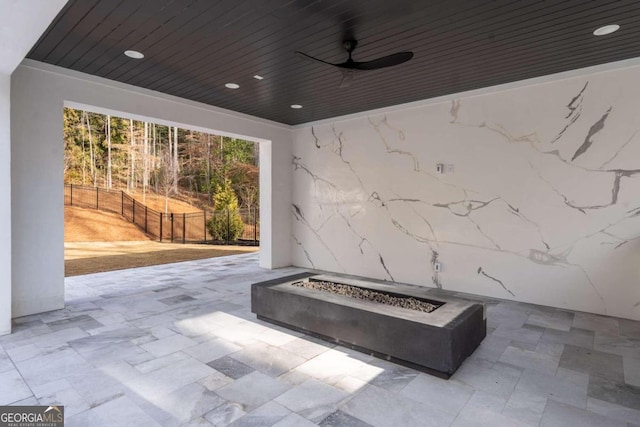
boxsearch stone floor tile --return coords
[133,351,190,374]
[452,404,532,427]
[215,371,290,412]
[535,341,565,358]
[594,332,640,359]
[623,357,640,387]
[45,314,104,332]
[63,366,128,406]
[256,327,301,347]
[0,350,13,375]
[67,395,162,427]
[515,368,587,408]
[619,319,640,339]
[319,410,373,427]
[159,294,198,305]
[555,367,590,389]
[275,378,349,422]
[486,303,529,329]
[540,399,627,427]
[198,370,234,391]
[559,344,624,382]
[183,338,241,363]
[541,327,594,349]
[230,342,306,377]
[14,347,93,388]
[572,313,620,335]
[502,389,547,426]
[277,370,312,387]
[492,324,544,344]
[466,334,512,363]
[400,373,474,416]
[452,359,522,398]
[526,310,573,332]
[2,252,637,427]
[0,368,33,405]
[333,376,369,394]
[587,397,640,425]
[588,375,640,410]
[342,385,455,427]
[37,384,90,418]
[361,359,418,393]
[294,349,380,385]
[280,337,332,360]
[463,391,507,413]
[178,416,214,426]
[271,413,317,427]
[148,382,226,425]
[140,333,198,357]
[498,345,560,375]
[207,356,255,380]
[227,401,291,427]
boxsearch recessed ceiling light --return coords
[124,50,144,59]
[253,75,264,80]
[593,24,620,36]
[290,104,303,109]
[225,83,240,89]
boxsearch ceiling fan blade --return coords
[339,70,354,88]
[295,51,337,67]
[348,51,414,70]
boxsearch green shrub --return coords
[207,180,244,241]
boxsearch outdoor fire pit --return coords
[251,273,486,378]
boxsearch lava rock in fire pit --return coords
[292,280,439,313]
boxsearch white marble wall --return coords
[291,66,640,320]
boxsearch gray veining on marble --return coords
[291,68,640,321]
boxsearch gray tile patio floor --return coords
[1,252,639,426]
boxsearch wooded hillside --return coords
[63,108,259,212]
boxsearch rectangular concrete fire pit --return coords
[251,273,486,378]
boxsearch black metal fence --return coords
[64,184,259,245]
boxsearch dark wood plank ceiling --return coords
[28,0,640,125]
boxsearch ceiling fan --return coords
[296,40,414,88]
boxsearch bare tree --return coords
[155,149,176,214]
[83,111,97,186]
[172,126,179,193]
[106,114,112,189]
[129,119,135,189]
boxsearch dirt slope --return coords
[65,206,149,242]
[127,190,203,213]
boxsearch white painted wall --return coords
[0,73,11,335]
[0,0,69,74]
[291,64,640,320]
[11,60,292,318]
[0,0,70,334]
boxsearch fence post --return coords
[254,207,257,244]
[182,213,186,244]
[226,207,230,245]
[170,213,174,243]
[203,211,207,243]
[70,184,73,206]
[159,213,163,242]
[121,191,124,216]
[132,199,136,224]
[145,206,148,233]
[96,187,99,209]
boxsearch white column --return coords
[0,73,11,335]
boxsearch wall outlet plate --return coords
[434,262,441,272]
[436,163,444,174]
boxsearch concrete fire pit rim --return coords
[254,273,483,329]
